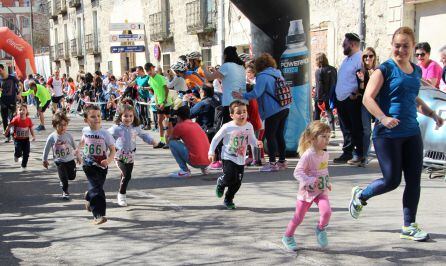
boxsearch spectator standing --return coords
[0,63,23,142]
[415,42,443,89]
[333,33,364,165]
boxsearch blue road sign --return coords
[110,45,145,53]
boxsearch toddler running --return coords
[108,103,157,207]
[4,104,35,170]
[208,100,262,209]
[42,111,77,200]
[77,105,116,225]
[282,121,332,251]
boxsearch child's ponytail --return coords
[297,121,332,156]
[298,127,312,157]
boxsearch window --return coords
[201,48,212,67]
[108,61,113,73]
[22,17,30,28]
[162,53,171,73]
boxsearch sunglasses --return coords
[415,53,426,57]
[363,54,375,59]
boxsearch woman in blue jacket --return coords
[233,53,289,172]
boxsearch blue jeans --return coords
[361,105,372,159]
[169,140,207,171]
[83,165,107,218]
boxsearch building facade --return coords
[48,0,446,78]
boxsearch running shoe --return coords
[349,186,364,219]
[14,157,19,163]
[93,216,107,225]
[84,191,91,212]
[276,161,288,170]
[282,236,298,251]
[333,153,353,164]
[224,200,236,210]
[347,157,366,167]
[62,192,70,200]
[316,226,328,248]
[400,223,430,241]
[260,162,279,172]
[153,142,165,149]
[215,179,224,198]
[35,125,46,131]
[209,161,223,170]
[117,193,127,207]
[200,167,210,175]
[168,169,191,178]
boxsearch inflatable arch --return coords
[0,27,36,80]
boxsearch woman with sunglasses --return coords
[355,47,378,166]
[415,42,442,89]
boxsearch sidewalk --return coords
[0,109,445,265]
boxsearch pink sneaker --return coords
[260,162,279,172]
[209,161,223,170]
[276,161,288,170]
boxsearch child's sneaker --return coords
[21,166,27,172]
[260,162,279,172]
[93,216,107,225]
[168,169,191,178]
[276,161,288,170]
[316,226,328,248]
[209,161,223,170]
[14,157,19,163]
[215,182,224,198]
[400,223,430,241]
[200,167,210,175]
[117,193,127,207]
[224,200,236,210]
[84,191,91,212]
[62,192,70,200]
[282,236,298,251]
[349,186,364,219]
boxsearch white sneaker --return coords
[168,169,191,178]
[117,193,127,207]
[21,166,27,172]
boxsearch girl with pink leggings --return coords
[282,121,333,251]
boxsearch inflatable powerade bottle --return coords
[280,19,311,156]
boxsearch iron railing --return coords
[68,0,81,8]
[149,11,172,42]
[186,0,217,34]
[85,34,101,54]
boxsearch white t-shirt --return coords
[213,79,222,93]
[208,121,258,165]
[51,77,64,97]
[335,51,363,101]
[167,76,188,92]
[81,127,115,168]
[219,62,246,106]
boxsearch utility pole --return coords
[359,0,366,50]
[30,0,34,52]
[218,0,225,64]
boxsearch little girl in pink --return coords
[282,121,332,251]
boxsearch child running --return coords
[208,100,262,209]
[42,111,77,200]
[4,104,35,170]
[77,105,116,225]
[282,121,332,251]
[108,103,157,207]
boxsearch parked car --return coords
[417,85,446,179]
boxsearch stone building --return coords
[310,0,446,70]
[48,0,271,78]
[48,0,446,78]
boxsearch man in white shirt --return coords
[333,33,364,165]
[47,70,64,113]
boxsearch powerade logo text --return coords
[280,54,310,87]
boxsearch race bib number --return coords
[54,143,70,158]
[317,175,330,190]
[228,132,249,156]
[83,137,106,156]
[116,150,135,163]
[15,127,29,138]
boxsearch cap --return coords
[286,19,306,44]
[345,33,361,42]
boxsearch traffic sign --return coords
[110,45,145,53]
[110,34,145,42]
[109,23,145,31]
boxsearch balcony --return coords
[70,38,84,58]
[59,0,68,15]
[85,34,101,55]
[186,0,217,34]
[63,41,70,59]
[50,45,59,62]
[68,0,81,8]
[149,11,173,42]
[48,1,58,20]
[56,43,64,60]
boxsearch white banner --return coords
[109,23,145,31]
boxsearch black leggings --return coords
[264,109,289,163]
[359,134,423,226]
[116,161,134,194]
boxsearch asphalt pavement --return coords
[0,108,445,265]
